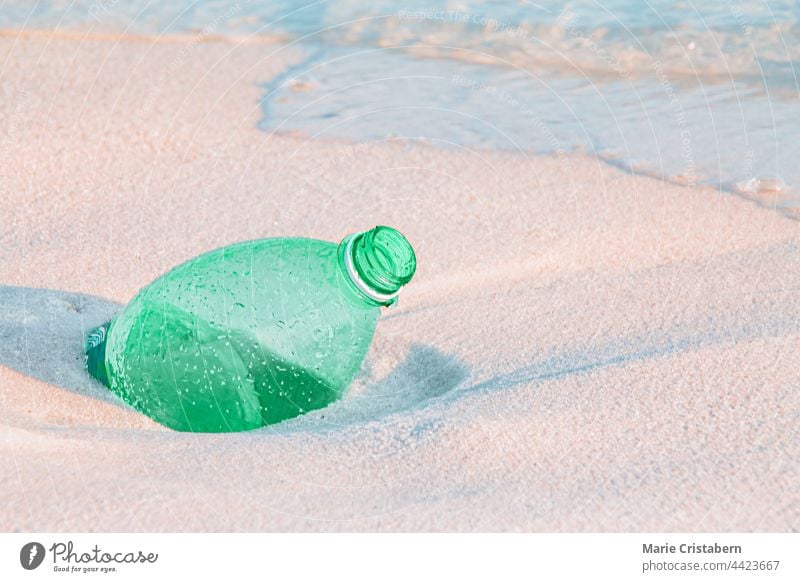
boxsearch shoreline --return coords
[2,28,796,214]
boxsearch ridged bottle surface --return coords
[88,227,416,432]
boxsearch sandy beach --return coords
[1,32,798,531]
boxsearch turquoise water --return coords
[4,1,799,202]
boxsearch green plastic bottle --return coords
[85,226,416,432]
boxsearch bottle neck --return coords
[337,226,416,307]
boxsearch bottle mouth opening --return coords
[342,226,417,305]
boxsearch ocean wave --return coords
[3,0,798,202]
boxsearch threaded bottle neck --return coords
[339,226,416,306]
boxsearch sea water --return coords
[4,1,798,206]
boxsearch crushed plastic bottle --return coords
[85,226,416,432]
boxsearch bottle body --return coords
[101,237,380,432]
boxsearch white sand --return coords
[1,33,798,531]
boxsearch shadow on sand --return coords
[6,281,793,433]
[0,285,122,405]
[280,342,471,431]
[0,286,471,431]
